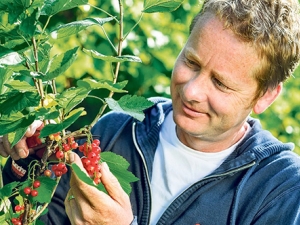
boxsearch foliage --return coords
[0,0,185,224]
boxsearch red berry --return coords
[44,169,52,177]
[55,170,63,177]
[30,189,38,197]
[55,150,64,159]
[52,164,58,171]
[87,151,97,160]
[33,180,41,188]
[92,139,100,146]
[23,187,31,195]
[62,143,70,151]
[57,162,66,171]
[93,177,101,185]
[81,157,91,168]
[14,205,22,212]
[71,142,78,149]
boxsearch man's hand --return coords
[0,120,44,160]
[65,152,134,225]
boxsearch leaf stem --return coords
[89,0,125,128]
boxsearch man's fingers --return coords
[25,120,44,137]
[100,162,127,202]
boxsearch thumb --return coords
[100,162,126,201]
[67,152,89,187]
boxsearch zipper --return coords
[157,160,256,224]
[132,122,152,225]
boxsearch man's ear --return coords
[253,83,282,114]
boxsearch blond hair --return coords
[190,0,300,96]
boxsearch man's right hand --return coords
[0,120,44,160]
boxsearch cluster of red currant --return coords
[79,139,102,184]
[11,216,23,225]
[51,162,68,177]
[55,136,78,160]
[23,180,40,197]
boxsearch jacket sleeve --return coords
[252,184,300,224]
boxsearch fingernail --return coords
[67,152,75,163]
[17,148,27,158]
[102,162,109,171]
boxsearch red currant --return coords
[33,180,41,188]
[14,205,22,212]
[30,189,38,197]
[71,142,78,149]
[55,150,64,159]
[23,187,31,195]
[62,143,70,151]
[92,139,100,146]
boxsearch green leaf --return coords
[0,47,24,66]
[105,95,154,121]
[42,47,79,81]
[77,79,128,93]
[34,108,60,120]
[51,17,114,39]
[4,80,36,92]
[101,152,139,195]
[19,8,40,37]
[8,126,28,147]
[0,91,40,115]
[143,0,184,13]
[83,49,142,63]
[0,66,13,94]
[71,152,139,195]
[55,87,90,114]
[41,0,88,16]
[0,181,19,199]
[39,108,84,137]
[0,113,36,136]
[19,176,57,203]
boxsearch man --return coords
[1,0,300,224]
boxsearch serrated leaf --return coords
[34,108,60,120]
[0,66,13,94]
[0,91,40,115]
[101,152,139,195]
[77,79,128,93]
[8,126,28,147]
[19,8,40,37]
[0,181,19,199]
[55,87,90,114]
[105,95,154,121]
[0,113,36,136]
[42,47,79,81]
[83,49,142,63]
[39,108,84,137]
[4,80,36,92]
[51,17,114,39]
[143,0,184,13]
[41,0,88,16]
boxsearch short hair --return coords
[190,0,300,97]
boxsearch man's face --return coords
[171,15,261,151]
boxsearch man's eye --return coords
[184,58,199,68]
[212,77,229,91]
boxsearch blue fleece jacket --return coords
[3,97,300,225]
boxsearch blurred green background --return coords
[2,0,300,158]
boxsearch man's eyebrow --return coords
[185,47,201,61]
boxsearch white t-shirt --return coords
[149,111,250,224]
